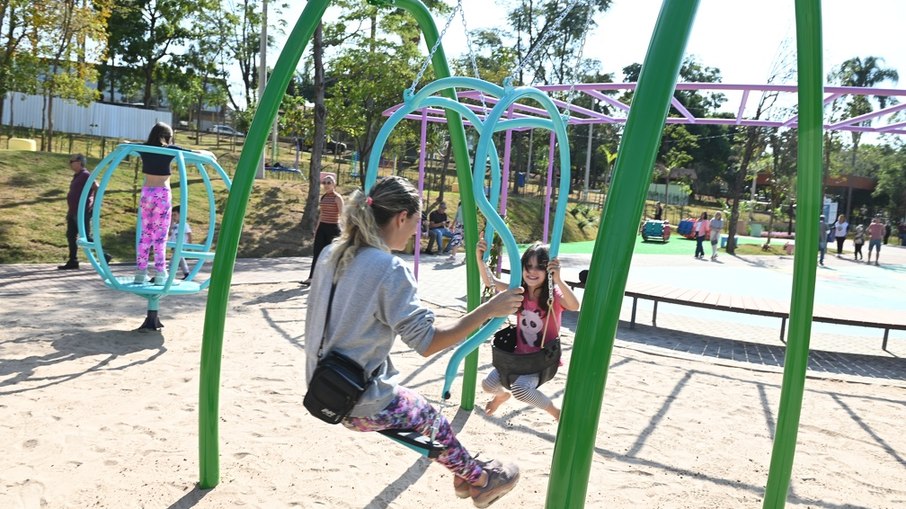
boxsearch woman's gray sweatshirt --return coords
[304,245,436,417]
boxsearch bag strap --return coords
[316,283,338,360]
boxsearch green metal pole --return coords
[198,0,332,489]
[544,1,699,507]
[388,0,482,410]
[198,0,474,489]
[762,1,822,506]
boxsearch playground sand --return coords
[2,280,905,509]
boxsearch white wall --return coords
[2,92,172,141]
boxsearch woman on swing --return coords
[304,176,523,507]
[476,239,581,421]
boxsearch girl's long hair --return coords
[328,175,419,281]
[520,242,552,314]
[146,122,173,146]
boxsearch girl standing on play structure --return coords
[134,122,214,285]
[304,176,523,506]
[475,238,580,421]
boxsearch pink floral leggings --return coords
[343,386,484,484]
[137,186,172,273]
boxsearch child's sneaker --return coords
[153,272,169,285]
[133,270,148,284]
[470,460,519,508]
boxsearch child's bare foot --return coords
[484,393,511,415]
[546,404,561,421]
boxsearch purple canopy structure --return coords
[385,82,906,134]
[387,82,906,239]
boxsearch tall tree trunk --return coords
[726,126,762,255]
[301,22,326,235]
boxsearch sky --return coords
[273,0,906,90]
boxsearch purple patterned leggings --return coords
[343,386,483,484]
[137,186,172,273]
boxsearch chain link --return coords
[558,2,595,119]
[510,0,585,84]
[458,4,490,115]
[408,0,464,96]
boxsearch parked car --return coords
[208,125,244,137]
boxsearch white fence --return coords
[2,92,172,140]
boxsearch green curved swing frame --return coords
[198,0,824,507]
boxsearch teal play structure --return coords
[78,143,232,329]
[198,0,824,507]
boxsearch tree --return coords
[827,56,899,169]
[107,0,218,108]
[506,0,612,86]
[35,0,111,150]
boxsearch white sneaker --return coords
[134,270,148,284]
[154,273,169,285]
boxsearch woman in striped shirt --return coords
[302,174,344,286]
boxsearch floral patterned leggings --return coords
[137,186,172,273]
[342,386,483,484]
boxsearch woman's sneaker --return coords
[453,476,471,499]
[470,461,520,508]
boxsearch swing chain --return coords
[407,0,464,97]
[458,3,490,115]
[557,1,596,120]
[509,0,585,84]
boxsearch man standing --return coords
[58,154,97,270]
[426,201,454,255]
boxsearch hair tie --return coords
[365,196,373,207]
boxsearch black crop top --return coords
[139,144,190,176]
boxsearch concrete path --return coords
[2,244,904,386]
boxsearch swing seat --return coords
[492,339,561,390]
[378,429,445,459]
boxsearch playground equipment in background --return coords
[676,218,695,238]
[641,219,672,242]
[198,0,837,507]
[77,143,232,330]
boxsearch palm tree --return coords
[828,56,899,169]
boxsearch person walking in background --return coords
[852,224,865,261]
[59,154,99,270]
[301,173,343,287]
[169,205,193,279]
[817,215,828,266]
[653,201,664,221]
[867,216,884,266]
[693,212,710,260]
[708,211,723,261]
[883,220,891,245]
[832,214,849,257]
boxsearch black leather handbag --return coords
[304,350,370,424]
[304,284,372,424]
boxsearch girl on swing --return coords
[476,239,581,421]
[304,176,523,507]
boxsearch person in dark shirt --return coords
[426,201,454,254]
[58,154,98,270]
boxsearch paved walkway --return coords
[2,244,904,385]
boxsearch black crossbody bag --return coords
[304,284,373,424]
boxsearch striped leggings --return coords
[342,386,484,484]
[482,369,552,410]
